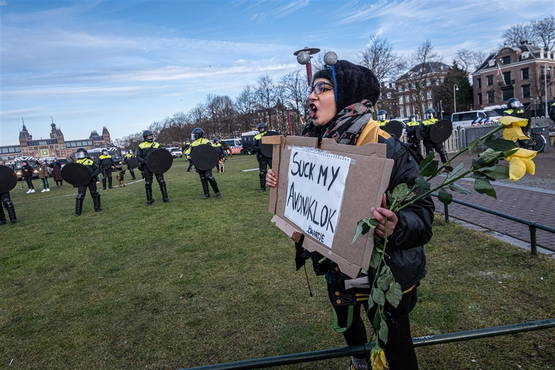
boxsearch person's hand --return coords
[266,169,278,188]
[371,195,398,238]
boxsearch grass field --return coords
[1,156,554,369]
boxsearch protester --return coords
[266,60,434,370]
[37,160,50,192]
[21,160,35,194]
[51,160,64,187]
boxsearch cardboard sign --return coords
[263,135,393,278]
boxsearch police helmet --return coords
[75,148,88,159]
[192,127,205,140]
[257,122,267,131]
[377,110,388,121]
[507,97,523,109]
[213,137,220,143]
[425,108,436,119]
[408,114,416,121]
[102,149,108,155]
[143,130,154,142]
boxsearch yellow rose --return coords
[504,148,536,181]
[370,347,389,370]
[499,116,529,142]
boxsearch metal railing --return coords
[182,318,555,369]
[434,194,555,255]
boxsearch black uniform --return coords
[123,153,136,180]
[99,154,115,189]
[421,117,448,164]
[189,138,221,198]
[0,192,17,225]
[75,157,101,215]
[136,141,169,204]
[21,163,35,190]
[253,131,272,191]
[404,119,421,155]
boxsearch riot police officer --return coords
[421,108,448,164]
[74,148,101,215]
[503,97,526,118]
[136,130,170,205]
[253,122,271,192]
[376,109,389,127]
[99,149,115,189]
[405,114,421,155]
[123,152,137,180]
[188,128,221,199]
[212,137,225,173]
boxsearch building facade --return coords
[396,62,451,118]
[472,43,555,112]
[0,123,112,162]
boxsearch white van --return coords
[451,110,501,128]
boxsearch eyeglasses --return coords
[311,81,334,95]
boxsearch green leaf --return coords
[366,297,375,311]
[352,218,379,243]
[418,151,435,171]
[370,249,381,269]
[415,176,430,192]
[385,282,402,308]
[473,148,503,169]
[420,158,439,177]
[378,318,389,343]
[438,188,453,205]
[377,273,393,291]
[391,183,411,201]
[379,264,391,277]
[371,287,385,305]
[479,165,509,180]
[445,162,464,181]
[474,178,496,198]
[485,136,517,151]
[468,138,480,152]
[449,182,470,194]
[503,148,519,157]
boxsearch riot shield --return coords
[0,165,17,193]
[62,163,93,186]
[430,119,453,144]
[259,131,279,159]
[146,148,174,174]
[382,120,405,139]
[190,144,219,171]
[126,157,139,169]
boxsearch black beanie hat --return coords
[313,60,380,113]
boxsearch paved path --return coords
[432,178,555,250]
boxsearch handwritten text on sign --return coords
[284,147,351,248]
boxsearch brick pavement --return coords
[431,178,555,249]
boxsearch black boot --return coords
[0,207,6,225]
[160,182,170,203]
[108,176,113,189]
[75,197,84,216]
[201,178,210,199]
[102,177,107,190]
[131,171,136,180]
[93,193,102,212]
[208,177,221,198]
[6,202,17,224]
[145,184,154,205]
[259,173,266,192]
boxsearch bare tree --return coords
[280,69,309,116]
[532,16,555,50]
[454,49,489,74]
[360,35,405,83]
[255,75,277,126]
[502,23,536,47]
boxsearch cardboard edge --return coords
[268,138,284,214]
[271,214,303,243]
[262,136,283,145]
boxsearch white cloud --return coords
[275,0,310,17]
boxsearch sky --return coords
[1,0,553,145]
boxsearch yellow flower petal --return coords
[506,148,537,161]
[524,158,535,175]
[370,348,388,370]
[503,127,528,142]
[499,116,528,127]
[509,157,526,181]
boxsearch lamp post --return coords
[293,47,320,86]
[453,84,459,113]
[544,64,551,117]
